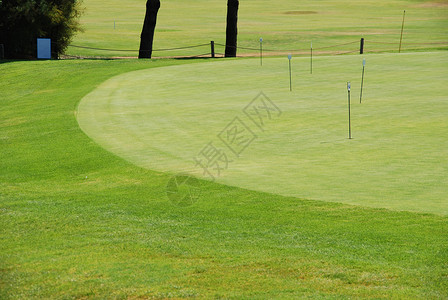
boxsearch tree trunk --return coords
[225,0,239,57]
[139,0,160,59]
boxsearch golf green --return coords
[77,52,448,214]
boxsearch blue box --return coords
[37,38,51,59]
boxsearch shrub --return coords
[0,0,83,59]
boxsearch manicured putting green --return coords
[77,52,448,214]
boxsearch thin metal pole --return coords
[360,59,366,103]
[399,10,406,53]
[289,58,292,91]
[310,42,313,74]
[260,38,263,66]
[348,82,352,139]
[360,66,365,103]
[211,41,215,58]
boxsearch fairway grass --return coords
[1,58,447,298]
[69,0,448,57]
[77,52,448,215]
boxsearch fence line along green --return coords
[65,38,448,59]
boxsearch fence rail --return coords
[64,38,448,59]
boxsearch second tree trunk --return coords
[225,0,239,57]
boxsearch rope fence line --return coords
[65,39,448,59]
[369,41,448,45]
[67,43,210,52]
[67,44,137,52]
[335,49,360,55]
[153,43,210,51]
[213,40,359,52]
[312,41,359,50]
[367,46,448,53]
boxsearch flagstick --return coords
[360,58,366,103]
[399,10,406,53]
[348,82,352,139]
[310,42,313,74]
[288,55,292,91]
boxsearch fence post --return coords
[0,44,4,59]
[211,41,215,58]
[360,38,364,54]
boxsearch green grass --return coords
[68,0,448,57]
[1,58,447,298]
[77,52,448,215]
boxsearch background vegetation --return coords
[0,0,83,58]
